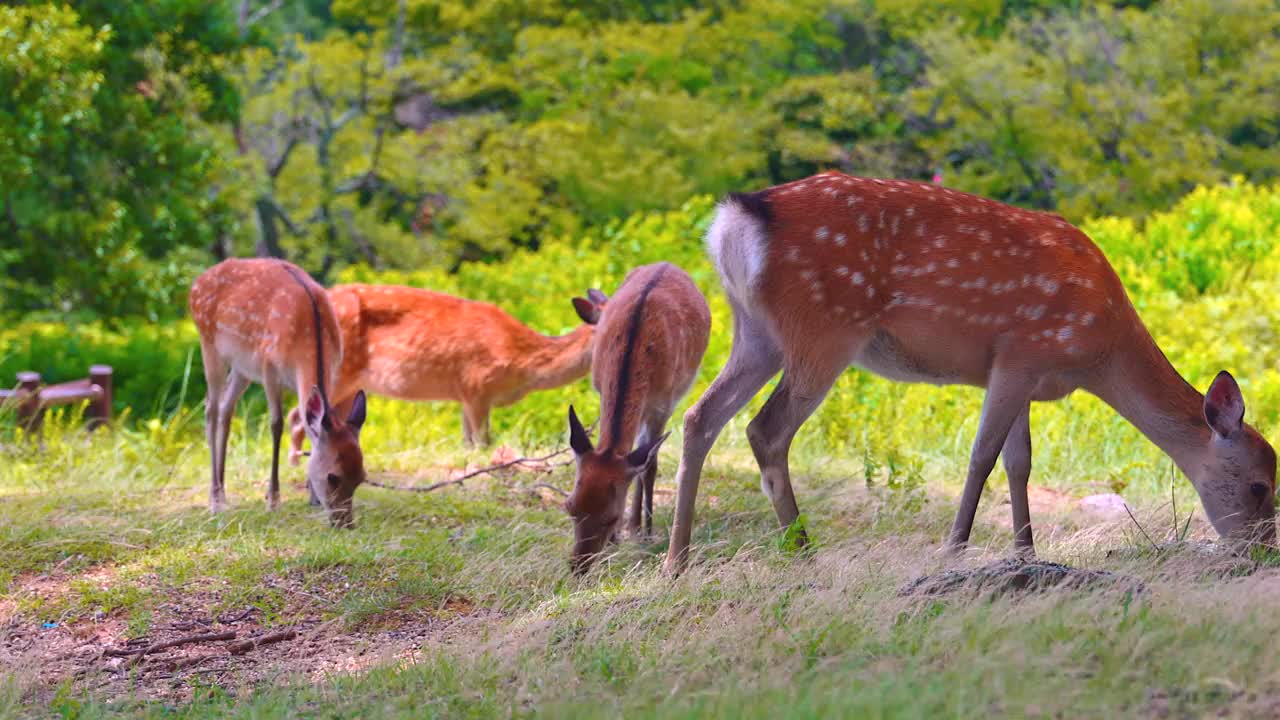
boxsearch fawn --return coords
[287,284,607,455]
[190,258,369,528]
[665,171,1277,573]
[564,262,711,574]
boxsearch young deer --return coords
[665,172,1277,573]
[190,258,369,528]
[564,262,711,574]
[287,284,607,455]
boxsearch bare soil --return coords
[1,566,497,705]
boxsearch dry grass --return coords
[2,410,1280,719]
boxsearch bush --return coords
[6,178,1280,499]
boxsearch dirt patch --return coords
[898,558,1145,599]
[1,567,498,706]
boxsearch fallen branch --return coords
[217,608,257,624]
[167,653,220,672]
[367,445,576,493]
[228,629,297,655]
[527,482,570,498]
[104,631,237,659]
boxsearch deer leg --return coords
[947,369,1036,551]
[461,401,491,448]
[212,371,251,512]
[746,367,841,547]
[629,469,644,537]
[642,451,658,539]
[200,342,229,513]
[287,407,306,466]
[665,309,782,574]
[1003,404,1035,555]
[628,418,665,541]
[263,374,284,511]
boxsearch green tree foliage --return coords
[3,0,1278,318]
[915,0,1280,217]
[1,2,244,320]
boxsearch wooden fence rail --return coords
[0,365,113,433]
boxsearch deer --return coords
[189,258,369,528]
[563,262,711,575]
[286,284,607,456]
[664,171,1278,574]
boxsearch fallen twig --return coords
[167,653,220,672]
[217,608,257,624]
[367,444,576,493]
[104,631,237,659]
[526,482,570,498]
[228,629,297,655]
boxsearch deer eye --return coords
[327,473,341,488]
[1250,482,1270,500]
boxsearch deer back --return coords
[590,262,711,454]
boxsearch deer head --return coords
[562,405,667,574]
[301,386,368,529]
[1191,371,1277,545]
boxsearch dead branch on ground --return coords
[366,444,577,493]
[228,629,297,655]
[104,631,237,659]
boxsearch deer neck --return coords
[520,324,595,392]
[1089,318,1211,479]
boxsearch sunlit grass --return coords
[3,387,1278,718]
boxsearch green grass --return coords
[3,394,1279,719]
[5,181,1280,717]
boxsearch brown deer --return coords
[665,171,1277,573]
[190,258,369,528]
[286,284,606,455]
[564,262,711,574]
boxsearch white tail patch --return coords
[706,199,769,312]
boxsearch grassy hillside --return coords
[3,180,1280,716]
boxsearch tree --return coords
[1,1,245,319]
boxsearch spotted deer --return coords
[564,262,711,574]
[286,284,607,455]
[190,258,369,528]
[665,171,1277,573]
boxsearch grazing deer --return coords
[286,284,606,455]
[564,262,711,574]
[189,258,369,528]
[665,171,1277,573]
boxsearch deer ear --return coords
[1205,370,1245,439]
[346,391,367,434]
[568,405,593,455]
[587,288,608,306]
[572,297,601,325]
[304,386,329,437]
[626,432,670,475]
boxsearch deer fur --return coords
[665,172,1277,573]
[189,258,369,528]
[287,284,607,454]
[564,262,711,574]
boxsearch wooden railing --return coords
[0,365,113,432]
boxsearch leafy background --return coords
[2,0,1278,320]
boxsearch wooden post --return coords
[16,371,42,435]
[88,365,113,430]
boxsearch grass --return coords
[3,390,1280,720]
